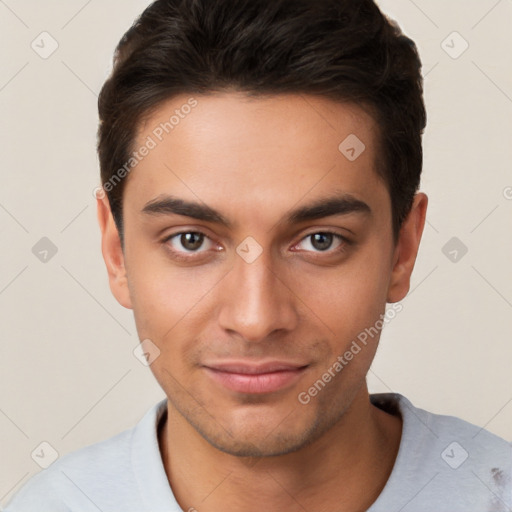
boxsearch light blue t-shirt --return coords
[4,393,511,511]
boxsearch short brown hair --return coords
[97,0,426,243]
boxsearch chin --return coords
[202,432,311,458]
[190,411,328,458]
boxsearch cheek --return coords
[127,267,211,383]
[130,272,199,334]
[299,249,391,336]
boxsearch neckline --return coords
[143,394,409,510]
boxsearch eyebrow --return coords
[141,193,371,228]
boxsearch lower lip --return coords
[204,367,307,394]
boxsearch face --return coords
[99,92,425,457]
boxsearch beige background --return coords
[1,0,511,505]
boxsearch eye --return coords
[164,231,215,254]
[295,232,347,253]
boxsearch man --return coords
[5,0,511,510]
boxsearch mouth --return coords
[202,361,309,394]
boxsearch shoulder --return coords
[3,400,167,512]
[3,429,134,512]
[370,393,512,511]
[393,392,511,455]
[371,392,511,453]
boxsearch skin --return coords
[97,92,427,511]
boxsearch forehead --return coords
[125,92,387,222]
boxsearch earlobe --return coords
[96,193,133,309]
[386,193,428,303]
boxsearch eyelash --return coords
[161,230,351,261]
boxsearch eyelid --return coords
[166,228,212,243]
[292,230,350,253]
[161,225,353,262]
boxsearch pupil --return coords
[181,232,203,251]
[311,233,332,251]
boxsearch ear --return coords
[387,192,428,303]
[96,191,133,309]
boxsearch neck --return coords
[159,385,402,512]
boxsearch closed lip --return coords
[203,360,309,394]
[203,361,309,374]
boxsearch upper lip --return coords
[203,360,308,375]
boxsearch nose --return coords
[217,248,299,343]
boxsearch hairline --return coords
[113,90,396,246]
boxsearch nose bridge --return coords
[218,246,297,341]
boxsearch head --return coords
[97,0,427,457]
